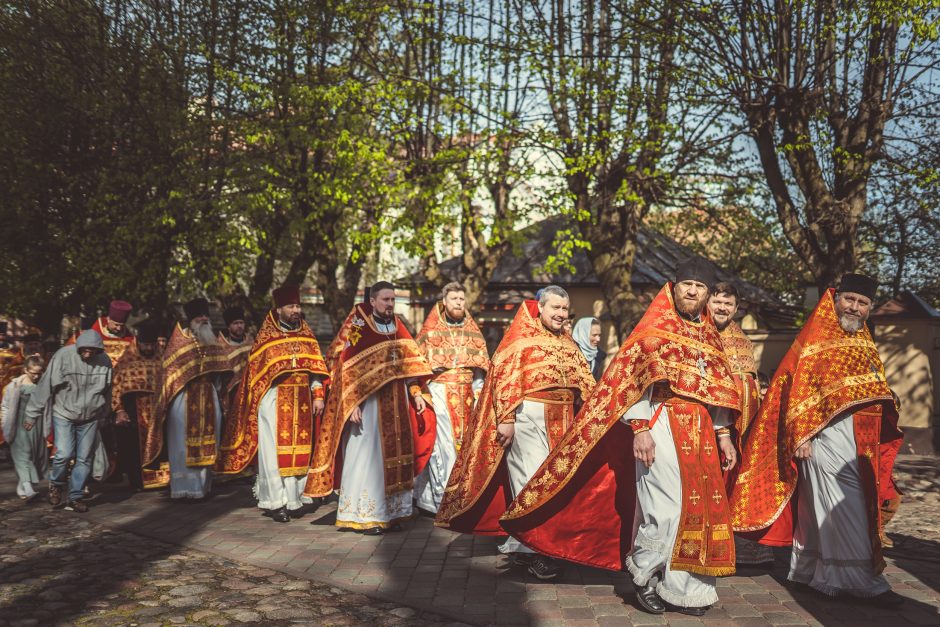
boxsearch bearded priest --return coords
[218,285,329,523]
[413,281,490,514]
[497,260,740,616]
[157,298,232,500]
[436,285,595,581]
[731,273,905,607]
[304,282,437,535]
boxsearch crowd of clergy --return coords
[0,260,907,615]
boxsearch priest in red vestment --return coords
[497,261,740,616]
[219,285,329,522]
[707,282,773,567]
[156,298,233,500]
[413,281,490,514]
[731,273,905,607]
[436,285,595,580]
[304,281,436,534]
[112,320,169,491]
[89,300,136,366]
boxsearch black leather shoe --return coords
[360,527,383,536]
[635,583,665,614]
[527,555,562,580]
[287,507,304,519]
[668,603,707,616]
[270,507,290,523]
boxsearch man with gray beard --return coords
[731,273,905,608]
[157,299,233,500]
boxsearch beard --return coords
[190,320,218,346]
[839,314,865,334]
[675,294,708,319]
[712,316,732,331]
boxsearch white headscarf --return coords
[572,317,599,363]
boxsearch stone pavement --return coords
[1,456,939,626]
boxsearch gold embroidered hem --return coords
[334,514,415,531]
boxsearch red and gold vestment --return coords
[434,300,595,536]
[111,343,169,488]
[155,325,232,467]
[719,321,760,438]
[66,317,135,366]
[0,347,24,446]
[415,302,490,450]
[303,304,436,498]
[731,289,901,571]
[218,312,329,476]
[497,285,740,576]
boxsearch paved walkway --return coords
[3,456,940,625]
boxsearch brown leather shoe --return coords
[48,484,63,507]
[64,500,89,513]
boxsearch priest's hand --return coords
[23,420,34,432]
[349,405,363,425]
[413,394,427,413]
[312,399,325,417]
[794,441,812,460]
[496,423,515,449]
[718,436,737,471]
[115,410,131,426]
[633,431,655,467]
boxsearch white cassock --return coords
[414,369,484,513]
[499,399,553,556]
[335,319,412,529]
[622,387,731,609]
[166,380,222,499]
[790,411,890,597]
[254,378,323,511]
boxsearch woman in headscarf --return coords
[571,317,606,381]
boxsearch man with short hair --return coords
[497,262,741,615]
[732,273,905,607]
[414,281,489,514]
[1,355,47,500]
[112,320,169,491]
[219,307,251,347]
[25,330,113,512]
[437,285,595,580]
[305,281,437,534]
[708,282,773,566]
[219,285,329,523]
[157,298,232,500]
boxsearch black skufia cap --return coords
[837,273,877,300]
[674,257,716,288]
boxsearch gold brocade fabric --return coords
[111,344,165,469]
[92,317,135,366]
[218,312,328,475]
[497,285,740,575]
[415,302,490,373]
[416,302,490,451]
[719,322,760,436]
[0,348,24,445]
[304,305,433,498]
[433,369,474,450]
[731,289,895,533]
[154,325,233,467]
[435,300,595,529]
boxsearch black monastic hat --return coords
[223,306,245,326]
[183,298,211,321]
[674,257,716,288]
[136,319,160,344]
[837,273,878,300]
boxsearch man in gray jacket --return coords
[25,330,112,512]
